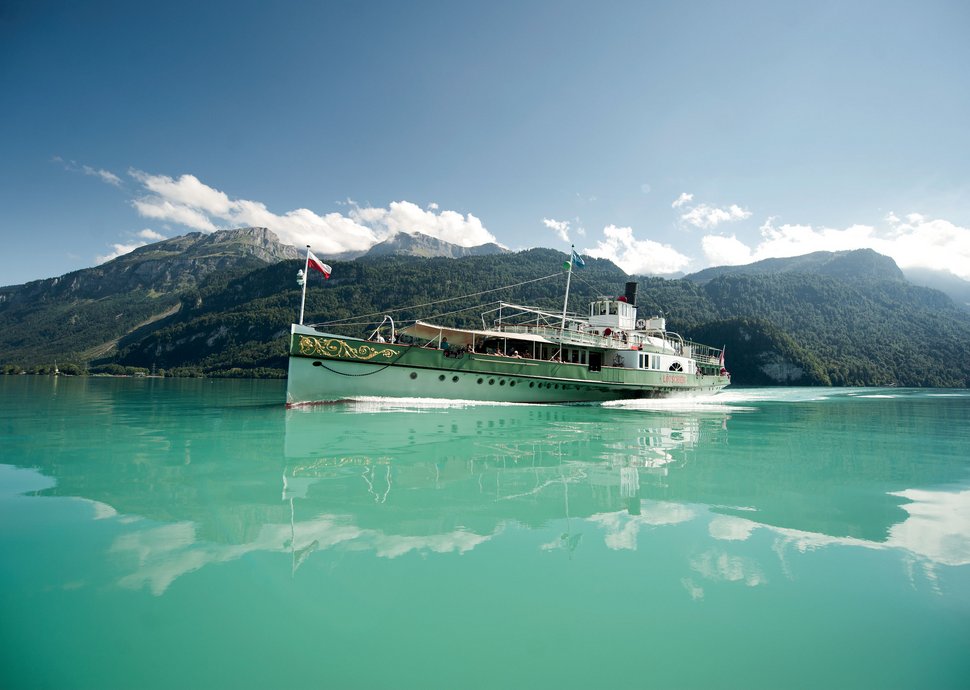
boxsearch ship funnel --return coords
[624,281,638,307]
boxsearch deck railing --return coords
[499,324,723,364]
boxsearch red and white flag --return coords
[307,250,332,279]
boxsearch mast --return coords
[560,245,574,332]
[298,245,310,325]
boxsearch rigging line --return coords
[570,271,618,296]
[413,299,503,323]
[319,299,505,331]
[311,272,563,326]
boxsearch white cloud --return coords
[130,170,232,215]
[348,200,495,248]
[133,196,218,231]
[125,170,498,255]
[586,224,692,275]
[701,213,970,279]
[681,203,752,229]
[672,192,694,209]
[96,241,147,264]
[701,234,754,266]
[83,165,122,187]
[542,218,571,243]
[54,156,123,187]
[137,229,166,241]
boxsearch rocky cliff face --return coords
[0,227,303,366]
[0,227,299,305]
[364,232,508,259]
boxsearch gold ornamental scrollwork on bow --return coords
[298,336,397,361]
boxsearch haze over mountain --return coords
[901,268,970,309]
[684,249,906,284]
[2,228,969,388]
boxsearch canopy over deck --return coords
[401,320,553,348]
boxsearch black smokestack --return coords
[624,281,638,307]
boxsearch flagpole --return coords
[560,245,574,332]
[299,245,310,325]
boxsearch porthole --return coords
[488,379,495,385]
[438,374,446,381]
[312,361,322,367]
[529,382,535,388]
[452,376,459,382]
[509,381,515,387]
[554,384,560,390]
[499,380,506,386]
[409,372,417,380]
[477,378,483,384]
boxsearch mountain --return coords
[685,249,905,284]
[2,237,969,388]
[363,231,508,259]
[902,268,970,309]
[0,227,298,366]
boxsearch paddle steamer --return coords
[286,269,729,405]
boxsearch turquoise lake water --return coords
[1,377,969,689]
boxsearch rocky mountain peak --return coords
[363,231,508,259]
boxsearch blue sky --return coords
[2,0,969,285]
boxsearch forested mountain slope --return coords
[0,228,297,365]
[3,233,969,387]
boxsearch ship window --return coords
[488,379,495,385]
[477,378,483,384]
[499,380,506,386]
[669,362,683,372]
[438,374,445,381]
[609,303,617,315]
[410,372,418,379]
[452,376,459,382]
[312,361,322,367]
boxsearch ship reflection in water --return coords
[18,388,970,599]
[292,400,968,578]
[85,396,966,597]
[280,402,712,572]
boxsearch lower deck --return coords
[287,330,729,405]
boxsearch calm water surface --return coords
[1,377,969,689]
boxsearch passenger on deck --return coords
[440,337,450,351]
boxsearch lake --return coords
[1,377,968,689]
